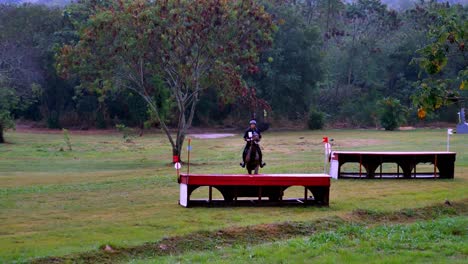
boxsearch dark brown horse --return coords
[245,135,261,174]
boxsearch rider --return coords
[240,120,266,168]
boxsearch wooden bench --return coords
[331,151,456,179]
[178,173,331,207]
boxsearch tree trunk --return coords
[0,125,4,143]
[172,145,183,163]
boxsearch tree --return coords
[315,0,403,126]
[412,4,467,118]
[0,33,42,144]
[252,2,323,119]
[58,0,275,160]
[377,97,406,130]
[0,87,16,143]
[0,4,63,139]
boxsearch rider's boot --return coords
[260,159,266,168]
[241,148,247,167]
[259,151,265,168]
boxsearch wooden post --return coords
[338,161,342,179]
[209,186,212,204]
[434,155,438,178]
[258,187,262,201]
[359,154,362,178]
[397,165,400,178]
[234,187,238,202]
[304,187,308,203]
[324,187,330,206]
[379,157,383,179]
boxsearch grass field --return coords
[142,216,468,264]
[0,129,467,263]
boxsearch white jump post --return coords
[447,128,453,152]
[323,137,331,174]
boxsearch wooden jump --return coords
[331,151,456,179]
[178,173,330,207]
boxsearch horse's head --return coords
[246,138,261,174]
[251,134,260,142]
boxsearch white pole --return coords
[324,147,327,174]
[447,129,453,152]
[324,142,330,174]
[447,132,449,152]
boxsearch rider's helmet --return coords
[249,120,257,125]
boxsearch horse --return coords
[245,135,261,174]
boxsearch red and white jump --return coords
[178,173,331,207]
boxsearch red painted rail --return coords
[179,174,331,207]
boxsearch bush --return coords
[96,111,107,129]
[46,111,60,129]
[307,108,325,130]
[115,124,135,143]
[339,99,378,128]
[62,129,72,151]
[377,97,407,131]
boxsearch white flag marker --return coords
[447,129,453,152]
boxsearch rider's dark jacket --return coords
[243,127,262,143]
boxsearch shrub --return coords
[307,108,325,130]
[339,99,378,128]
[46,111,61,129]
[62,129,72,151]
[377,97,407,131]
[115,124,135,143]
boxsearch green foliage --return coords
[314,0,413,126]
[412,4,468,117]
[62,128,72,151]
[115,124,135,143]
[150,217,468,263]
[253,3,323,118]
[337,94,380,128]
[1,1,467,130]
[46,110,61,129]
[307,108,325,130]
[0,3,65,128]
[58,0,275,156]
[0,87,17,129]
[0,87,18,142]
[377,97,407,130]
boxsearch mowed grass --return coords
[0,129,467,263]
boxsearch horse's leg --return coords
[255,152,260,174]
